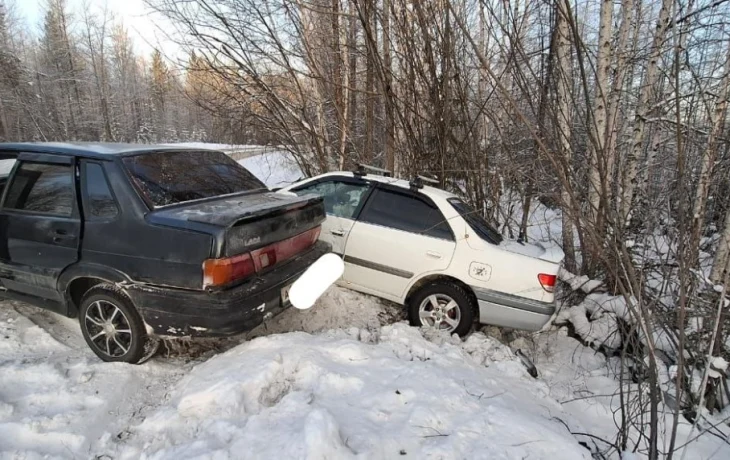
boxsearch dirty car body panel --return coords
[0,143,328,337]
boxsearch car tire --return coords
[78,283,150,364]
[408,282,476,337]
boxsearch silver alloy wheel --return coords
[418,293,461,333]
[84,300,133,358]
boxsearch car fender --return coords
[58,263,135,290]
[57,263,136,315]
[400,269,474,304]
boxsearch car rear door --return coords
[342,186,456,302]
[0,153,80,307]
[290,177,372,255]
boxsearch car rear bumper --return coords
[472,287,555,332]
[127,241,331,337]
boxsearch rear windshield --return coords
[123,150,265,208]
[448,198,503,245]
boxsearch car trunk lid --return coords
[148,191,326,257]
[499,240,564,265]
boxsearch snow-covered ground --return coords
[0,301,189,459]
[3,287,727,459]
[113,325,591,459]
[1,287,589,460]
[531,330,730,459]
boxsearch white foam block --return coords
[289,253,345,310]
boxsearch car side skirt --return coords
[472,286,555,332]
[343,255,414,279]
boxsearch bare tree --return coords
[620,0,672,223]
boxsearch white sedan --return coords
[279,170,563,336]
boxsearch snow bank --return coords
[559,267,604,293]
[112,324,588,460]
[246,286,401,339]
[532,330,730,459]
[4,288,728,459]
[1,288,588,460]
[555,291,684,361]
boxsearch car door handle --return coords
[52,229,74,243]
[330,229,345,237]
[426,251,442,259]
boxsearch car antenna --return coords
[409,174,439,190]
[354,164,392,178]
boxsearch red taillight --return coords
[203,226,321,288]
[538,273,557,293]
[203,253,255,288]
[253,226,320,270]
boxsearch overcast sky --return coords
[14,0,174,57]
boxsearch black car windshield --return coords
[123,150,266,208]
[448,198,503,245]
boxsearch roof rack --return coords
[354,164,392,178]
[409,175,439,190]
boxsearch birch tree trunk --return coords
[347,0,358,163]
[705,41,730,280]
[478,4,488,145]
[364,0,376,164]
[712,206,730,284]
[383,0,394,172]
[556,0,576,272]
[620,0,672,223]
[606,0,636,209]
[332,0,346,168]
[588,0,613,220]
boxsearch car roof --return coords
[313,171,458,201]
[0,142,215,160]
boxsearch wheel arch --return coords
[403,273,479,319]
[58,264,134,317]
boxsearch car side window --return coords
[84,162,118,219]
[0,158,17,197]
[359,188,454,240]
[4,162,74,216]
[294,180,369,219]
